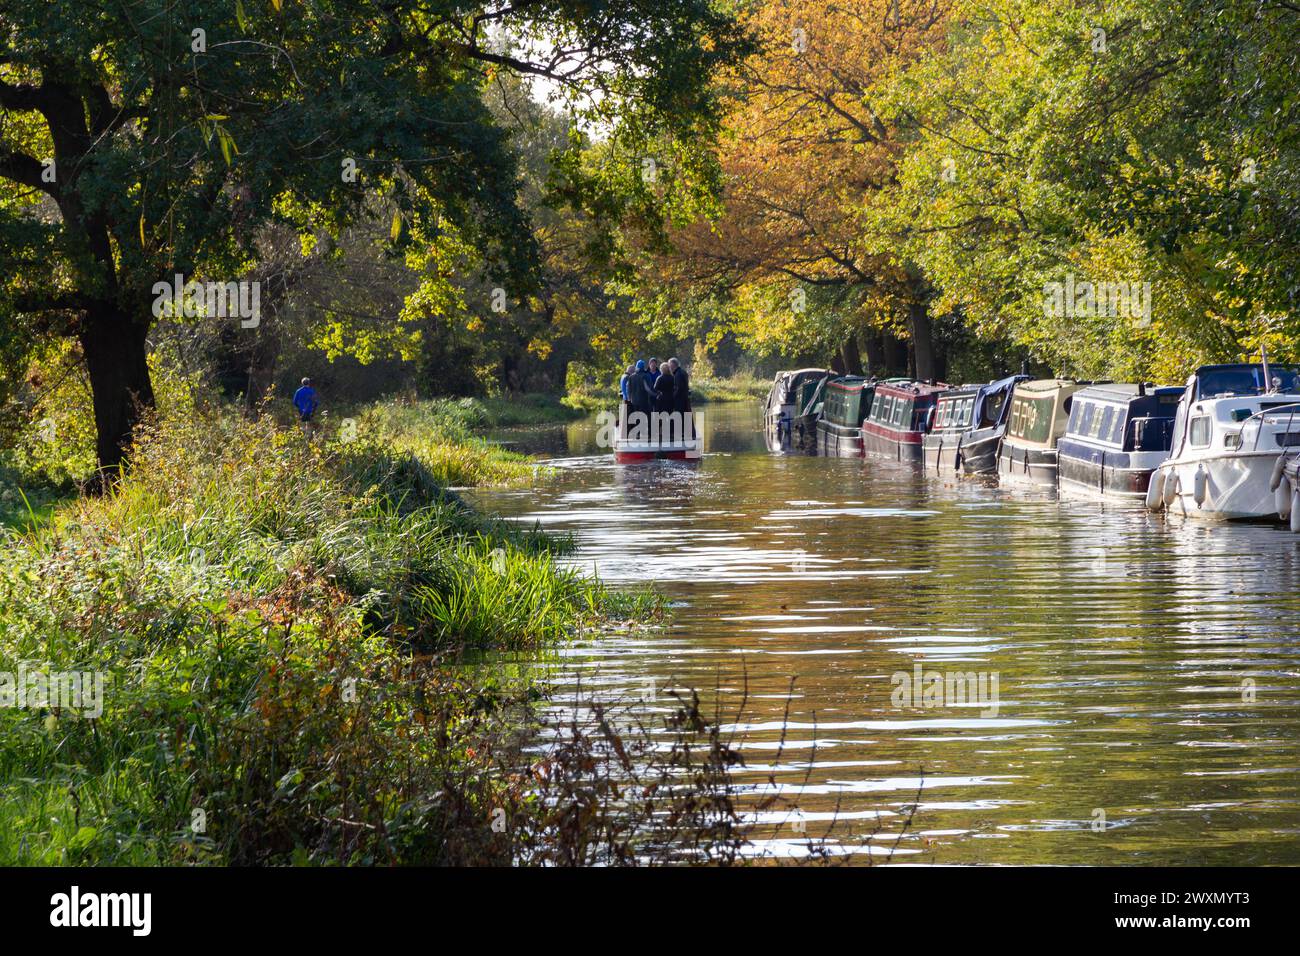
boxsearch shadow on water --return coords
[471,402,1300,864]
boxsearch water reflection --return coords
[473,403,1300,864]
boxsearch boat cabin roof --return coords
[875,380,949,401]
[1074,383,1183,405]
[936,386,980,402]
[1014,378,1081,396]
[826,375,871,392]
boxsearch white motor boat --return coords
[1147,362,1300,519]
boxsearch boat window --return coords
[1076,401,1095,438]
[1198,366,1300,397]
[1095,406,1115,442]
[1067,400,1084,434]
[1189,415,1212,447]
[956,398,973,427]
[983,392,1006,427]
[893,398,911,428]
[938,401,952,428]
[873,394,891,424]
[1108,407,1126,444]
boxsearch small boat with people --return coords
[861,380,947,462]
[1057,383,1183,498]
[613,356,701,463]
[765,368,829,452]
[1146,361,1300,519]
[997,379,1087,486]
[815,375,876,456]
[922,374,1027,477]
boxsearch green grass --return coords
[689,373,769,404]
[352,396,582,486]
[0,407,661,865]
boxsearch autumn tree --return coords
[635,0,954,378]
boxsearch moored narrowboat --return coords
[765,368,830,452]
[1057,383,1182,498]
[922,374,1026,477]
[861,381,947,462]
[815,375,875,456]
[997,379,1087,486]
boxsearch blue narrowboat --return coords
[1056,383,1183,497]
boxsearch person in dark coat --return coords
[653,364,675,414]
[668,358,690,413]
[628,360,653,415]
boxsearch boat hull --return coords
[861,422,923,462]
[998,441,1058,487]
[614,447,699,463]
[1057,441,1167,499]
[1157,452,1281,519]
[922,429,1001,477]
[816,419,864,457]
[959,430,1003,476]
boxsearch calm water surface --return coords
[470,403,1300,864]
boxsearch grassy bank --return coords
[350,396,584,486]
[0,408,666,865]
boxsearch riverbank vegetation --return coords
[0,407,705,864]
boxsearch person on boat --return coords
[629,360,654,416]
[293,377,319,439]
[619,364,635,403]
[654,361,676,412]
[668,357,691,414]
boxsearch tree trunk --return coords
[861,328,885,377]
[80,306,155,477]
[882,333,908,376]
[243,320,282,419]
[839,331,863,376]
[908,299,936,382]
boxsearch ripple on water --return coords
[474,403,1300,865]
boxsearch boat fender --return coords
[1292,489,1300,533]
[1145,469,1166,511]
[1192,467,1208,507]
[1271,455,1287,492]
[1163,470,1180,507]
[1277,480,1292,520]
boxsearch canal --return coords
[470,401,1300,864]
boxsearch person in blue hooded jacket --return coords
[293,377,319,438]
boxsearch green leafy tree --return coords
[0,0,750,472]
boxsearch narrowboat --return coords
[996,379,1087,486]
[921,374,1026,476]
[765,368,829,452]
[1146,362,1300,519]
[860,381,947,462]
[1057,383,1182,498]
[611,405,702,463]
[815,375,875,456]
